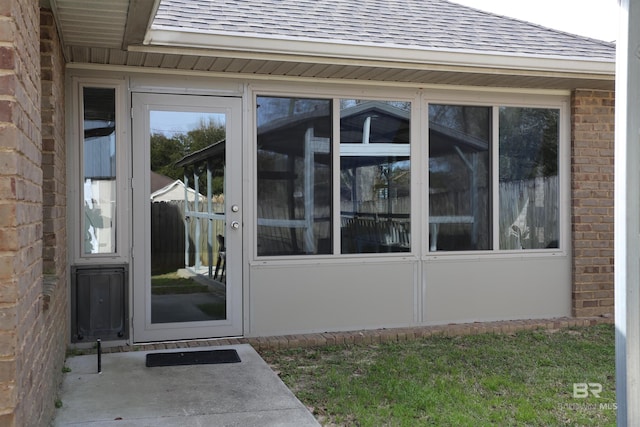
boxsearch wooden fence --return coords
[153,175,558,267]
[151,201,224,275]
[498,176,559,249]
[429,176,559,250]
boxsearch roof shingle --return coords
[152,0,615,61]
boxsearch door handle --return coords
[231,221,240,230]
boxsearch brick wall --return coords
[31,7,67,427]
[0,2,67,425]
[571,89,615,317]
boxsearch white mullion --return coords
[332,98,341,255]
[492,105,500,251]
[423,98,431,256]
[560,100,571,254]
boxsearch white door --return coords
[131,93,242,342]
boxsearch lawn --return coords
[151,272,209,294]
[260,324,615,426]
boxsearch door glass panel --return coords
[82,87,117,254]
[149,111,227,324]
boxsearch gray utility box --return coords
[71,265,128,342]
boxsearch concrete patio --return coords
[52,344,319,426]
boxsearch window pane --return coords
[82,87,116,254]
[340,100,411,253]
[256,96,332,256]
[499,107,559,249]
[428,105,491,251]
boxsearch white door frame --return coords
[131,93,243,342]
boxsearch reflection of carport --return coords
[257,107,331,255]
[340,101,410,218]
[257,101,412,254]
[429,123,488,251]
[175,140,225,278]
[339,101,411,252]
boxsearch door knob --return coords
[231,221,240,229]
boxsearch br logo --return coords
[573,383,602,398]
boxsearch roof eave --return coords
[143,27,616,78]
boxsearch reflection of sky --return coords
[429,158,450,173]
[150,111,225,136]
[392,160,410,170]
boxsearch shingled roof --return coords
[151,0,615,61]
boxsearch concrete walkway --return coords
[53,344,319,426]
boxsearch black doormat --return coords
[146,349,241,367]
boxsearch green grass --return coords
[197,302,226,318]
[260,324,615,426]
[151,272,209,294]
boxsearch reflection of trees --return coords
[428,105,558,183]
[340,160,410,212]
[150,119,226,194]
[429,104,490,142]
[499,107,559,181]
[257,97,330,127]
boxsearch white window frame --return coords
[249,84,420,260]
[68,77,130,265]
[246,83,569,262]
[424,89,571,259]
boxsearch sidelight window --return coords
[82,87,117,255]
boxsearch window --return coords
[340,100,411,253]
[428,104,560,252]
[82,87,117,254]
[428,105,491,251]
[499,107,559,250]
[256,96,412,257]
[256,96,332,256]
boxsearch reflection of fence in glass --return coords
[340,196,410,253]
[428,176,558,251]
[429,186,490,251]
[499,176,559,249]
[257,203,331,255]
[151,201,225,275]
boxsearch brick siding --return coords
[571,89,615,317]
[0,3,67,426]
[98,317,613,354]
